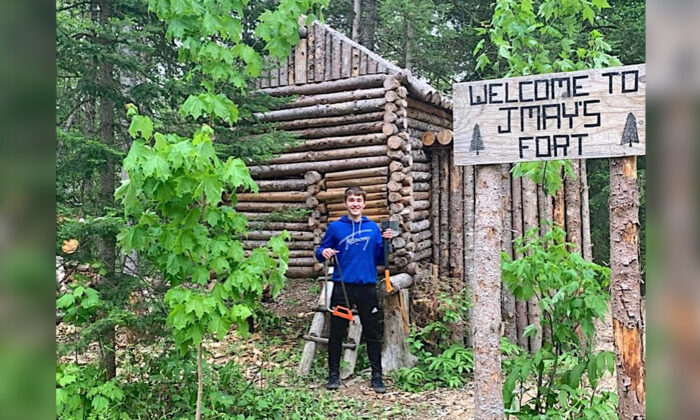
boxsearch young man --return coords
[315,186,394,393]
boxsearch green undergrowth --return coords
[392,292,475,392]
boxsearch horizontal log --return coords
[285,133,386,153]
[303,335,357,349]
[421,131,436,146]
[239,212,309,222]
[413,229,432,242]
[237,191,310,202]
[383,77,401,90]
[413,182,430,192]
[389,161,403,172]
[415,239,432,251]
[247,221,314,231]
[413,191,429,201]
[287,250,316,258]
[380,273,413,295]
[408,219,430,232]
[235,202,308,212]
[412,162,430,172]
[412,171,432,182]
[280,87,386,109]
[285,266,322,278]
[406,108,452,129]
[261,74,387,96]
[410,210,429,221]
[325,175,387,189]
[382,123,398,136]
[318,185,387,201]
[252,179,309,192]
[413,200,430,211]
[274,112,385,131]
[407,118,445,134]
[288,257,319,266]
[267,145,388,165]
[243,240,315,250]
[325,166,388,181]
[437,129,453,145]
[407,97,452,120]
[255,98,387,122]
[411,149,429,163]
[414,248,432,262]
[387,135,403,150]
[305,171,323,184]
[247,230,315,241]
[249,156,391,179]
[289,121,384,139]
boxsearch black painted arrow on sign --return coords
[470,124,485,155]
[621,112,639,147]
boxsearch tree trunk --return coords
[501,164,517,343]
[403,13,413,71]
[473,164,505,418]
[359,0,377,49]
[439,150,449,277]
[609,156,645,419]
[352,0,361,41]
[195,342,203,420]
[382,292,417,372]
[463,165,475,347]
[580,160,593,261]
[565,160,582,253]
[430,151,440,265]
[511,176,528,348]
[522,176,541,352]
[97,0,117,380]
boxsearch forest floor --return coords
[57,276,627,419]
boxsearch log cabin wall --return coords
[247,21,592,350]
[246,21,451,281]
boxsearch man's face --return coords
[344,193,366,217]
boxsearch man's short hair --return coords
[344,186,366,201]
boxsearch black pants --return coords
[328,282,383,375]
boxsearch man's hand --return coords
[321,248,338,260]
[381,228,394,239]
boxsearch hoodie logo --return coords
[338,229,372,251]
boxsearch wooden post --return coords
[473,164,504,419]
[501,164,516,343]
[609,156,645,419]
[463,165,475,347]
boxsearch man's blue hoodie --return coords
[315,215,384,285]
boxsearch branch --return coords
[57,1,93,13]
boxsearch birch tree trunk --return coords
[473,164,504,419]
[609,156,645,419]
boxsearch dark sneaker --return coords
[326,372,340,390]
[371,373,386,394]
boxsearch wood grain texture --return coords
[454,64,646,165]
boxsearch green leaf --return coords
[128,115,154,140]
[196,176,223,206]
[56,293,76,309]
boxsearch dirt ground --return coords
[57,275,634,419]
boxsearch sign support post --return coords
[453,64,646,418]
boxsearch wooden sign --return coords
[453,64,646,165]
